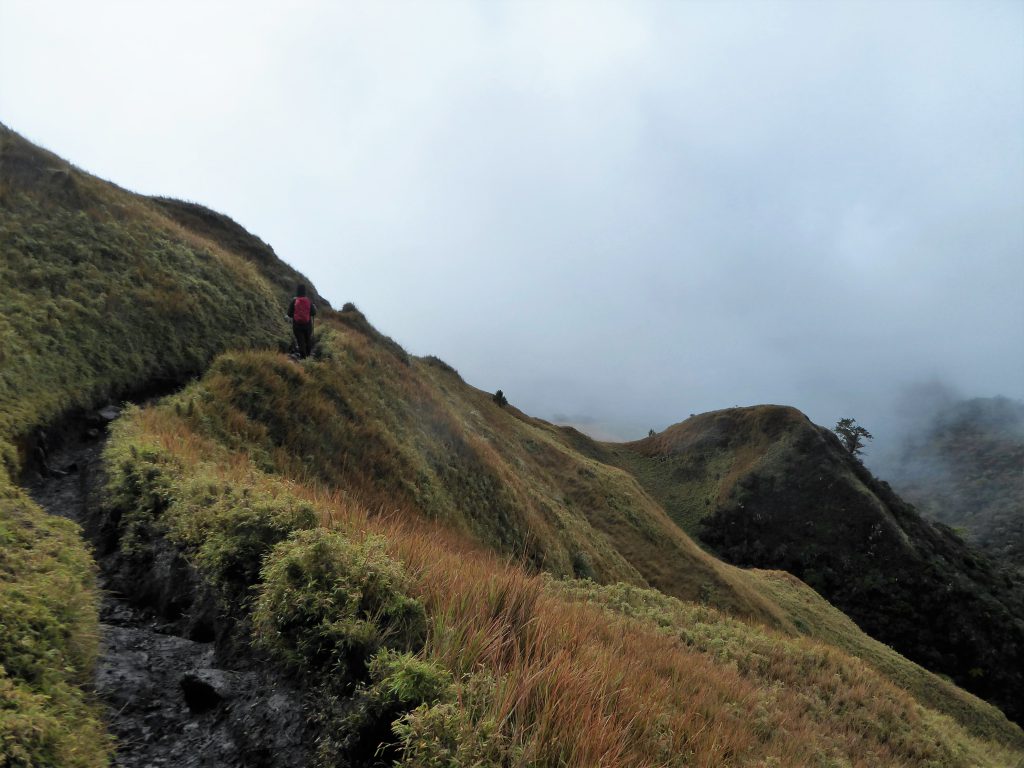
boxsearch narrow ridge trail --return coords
[24,413,309,768]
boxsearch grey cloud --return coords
[2,0,1021,449]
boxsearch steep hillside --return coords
[0,122,320,460]
[151,197,332,312]
[0,123,315,766]
[609,406,1024,724]
[886,396,1024,572]
[182,318,808,629]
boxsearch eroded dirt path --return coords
[26,426,309,768]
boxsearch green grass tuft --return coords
[253,529,427,678]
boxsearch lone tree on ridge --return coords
[833,417,873,456]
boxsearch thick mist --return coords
[867,381,1024,492]
[2,1,1021,445]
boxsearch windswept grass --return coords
[0,135,286,462]
[151,325,1024,748]
[174,326,795,631]
[4,122,1023,765]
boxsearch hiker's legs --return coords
[294,323,312,358]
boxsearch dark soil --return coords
[25,420,311,768]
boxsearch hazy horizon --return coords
[3,0,1022,463]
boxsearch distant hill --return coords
[886,396,1024,572]
[608,406,1024,725]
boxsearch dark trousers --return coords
[293,322,313,358]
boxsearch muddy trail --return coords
[25,413,310,768]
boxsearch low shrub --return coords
[104,413,318,595]
[252,528,426,680]
[367,649,452,707]
[319,650,455,766]
[172,478,319,592]
[0,667,108,768]
[391,671,521,768]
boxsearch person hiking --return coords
[287,283,317,359]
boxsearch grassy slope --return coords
[116,321,1023,754]
[0,124,294,453]
[150,197,332,313]
[607,406,1024,726]
[100,335,1024,766]
[0,123,308,766]
[186,318,794,629]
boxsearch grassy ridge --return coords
[0,124,289,460]
[610,406,1024,725]
[180,318,793,629]
[98,337,1024,766]
[4,122,1023,765]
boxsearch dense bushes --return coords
[390,670,520,767]
[104,409,321,597]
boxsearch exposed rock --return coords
[27,430,311,768]
[98,404,122,422]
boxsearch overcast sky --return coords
[2,0,1022,458]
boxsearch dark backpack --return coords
[293,296,311,324]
